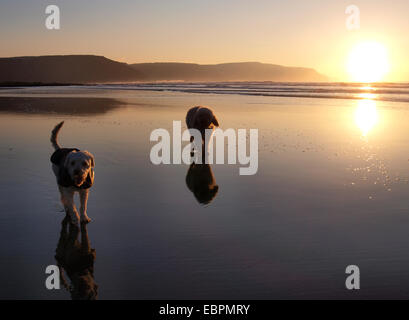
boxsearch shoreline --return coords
[2,82,409,105]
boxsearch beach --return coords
[0,85,408,299]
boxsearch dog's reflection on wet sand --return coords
[55,216,98,300]
[186,163,219,205]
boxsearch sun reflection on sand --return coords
[355,98,378,136]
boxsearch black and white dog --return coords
[50,122,95,224]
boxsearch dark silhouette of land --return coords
[131,62,327,82]
[0,55,327,85]
[0,55,140,84]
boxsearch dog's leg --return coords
[80,223,91,254]
[60,215,69,241]
[59,186,80,225]
[79,189,91,224]
[58,186,71,217]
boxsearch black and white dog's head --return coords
[51,148,95,188]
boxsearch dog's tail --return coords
[51,121,64,150]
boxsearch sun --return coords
[347,42,390,83]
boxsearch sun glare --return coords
[355,99,378,136]
[347,42,390,83]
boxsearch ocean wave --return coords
[93,82,409,103]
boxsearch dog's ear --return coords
[83,151,95,168]
[84,169,94,189]
[212,115,219,127]
[90,169,94,184]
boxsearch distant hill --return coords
[0,55,140,84]
[0,55,327,84]
[131,62,328,82]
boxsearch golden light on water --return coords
[359,92,377,100]
[355,98,378,136]
[347,42,390,83]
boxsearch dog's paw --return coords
[81,216,92,224]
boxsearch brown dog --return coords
[185,106,219,158]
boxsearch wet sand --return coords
[0,87,408,299]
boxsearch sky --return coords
[1,0,408,81]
